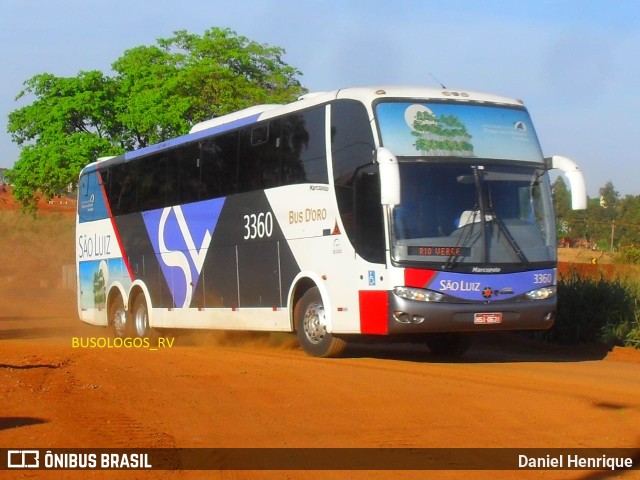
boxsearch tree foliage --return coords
[599,181,620,213]
[554,176,640,259]
[6,28,305,213]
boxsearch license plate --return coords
[474,312,502,324]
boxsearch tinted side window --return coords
[78,171,102,221]
[201,131,239,199]
[282,107,328,184]
[239,121,282,192]
[354,164,385,264]
[238,127,260,192]
[107,161,138,216]
[259,120,282,189]
[78,173,91,220]
[331,101,375,185]
[175,143,201,205]
[331,100,376,250]
[102,106,333,214]
[137,154,170,211]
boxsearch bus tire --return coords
[425,333,472,357]
[132,294,157,339]
[294,287,346,358]
[110,295,130,338]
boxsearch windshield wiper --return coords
[487,209,531,267]
[473,166,489,263]
[442,215,478,270]
[442,165,489,270]
[470,165,531,268]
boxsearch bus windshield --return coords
[391,162,556,268]
[376,101,544,162]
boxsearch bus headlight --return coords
[394,286,444,302]
[525,286,557,300]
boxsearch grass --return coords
[544,269,640,348]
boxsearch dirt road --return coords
[1,288,639,479]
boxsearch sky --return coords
[1,0,639,197]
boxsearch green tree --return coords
[599,180,620,220]
[7,71,118,212]
[551,178,640,253]
[587,181,621,250]
[552,176,570,218]
[617,194,640,248]
[6,27,305,213]
[587,197,612,249]
[552,176,572,239]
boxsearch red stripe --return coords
[404,268,436,288]
[359,290,388,335]
[99,171,134,280]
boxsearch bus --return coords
[76,86,587,357]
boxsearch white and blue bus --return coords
[76,86,586,357]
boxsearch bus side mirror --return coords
[545,155,587,210]
[376,147,401,205]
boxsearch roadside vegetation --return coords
[542,270,640,348]
[554,178,640,264]
[550,177,640,348]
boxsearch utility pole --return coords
[610,220,615,253]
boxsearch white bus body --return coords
[76,86,586,356]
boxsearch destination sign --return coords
[408,246,470,257]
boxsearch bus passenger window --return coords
[282,107,327,185]
[176,143,201,205]
[239,128,264,192]
[108,163,137,216]
[201,132,239,199]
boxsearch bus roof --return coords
[80,86,525,174]
[189,104,282,133]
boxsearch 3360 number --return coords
[243,212,274,240]
[533,273,553,284]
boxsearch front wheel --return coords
[294,287,346,358]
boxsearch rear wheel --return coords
[425,333,472,357]
[132,294,157,339]
[295,287,346,358]
[110,295,130,338]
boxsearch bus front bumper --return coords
[387,294,556,334]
